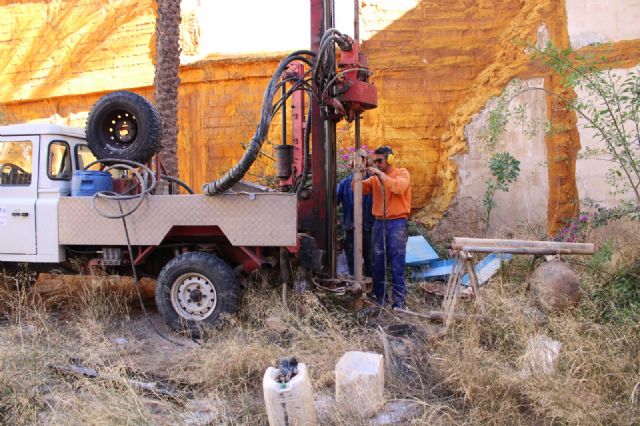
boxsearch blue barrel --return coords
[71,170,113,196]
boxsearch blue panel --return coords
[410,259,455,281]
[460,253,512,286]
[405,235,440,266]
[409,253,512,287]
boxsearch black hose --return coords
[161,174,194,194]
[296,111,312,196]
[202,36,350,195]
[202,53,315,195]
[118,200,194,347]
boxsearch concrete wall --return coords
[459,79,548,234]
[566,0,640,49]
[575,66,640,207]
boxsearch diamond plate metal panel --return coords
[59,194,297,246]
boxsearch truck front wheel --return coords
[155,252,240,333]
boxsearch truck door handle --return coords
[11,212,29,217]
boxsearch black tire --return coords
[86,91,161,163]
[155,252,240,333]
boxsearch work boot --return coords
[392,300,406,310]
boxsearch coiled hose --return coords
[85,159,156,219]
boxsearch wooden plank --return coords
[452,245,594,255]
[452,237,594,254]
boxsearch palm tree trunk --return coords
[153,0,181,178]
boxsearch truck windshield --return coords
[0,140,32,186]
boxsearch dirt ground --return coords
[1,219,640,425]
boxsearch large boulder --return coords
[530,260,581,311]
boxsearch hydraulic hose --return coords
[161,174,194,194]
[202,35,353,196]
[202,52,315,195]
[296,112,312,196]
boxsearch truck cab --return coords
[0,124,94,263]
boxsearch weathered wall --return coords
[566,0,640,49]
[2,0,640,234]
[459,78,549,234]
[565,2,640,209]
[0,0,156,103]
[574,65,640,207]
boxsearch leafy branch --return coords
[532,43,640,204]
[483,152,521,233]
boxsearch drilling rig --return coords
[0,0,377,332]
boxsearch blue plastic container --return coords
[71,170,113,196]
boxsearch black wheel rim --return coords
[100,109,139,152]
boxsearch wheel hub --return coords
[170,273,217,321]
[104,110,138,146]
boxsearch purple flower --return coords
[579,214,588,222]
[342,154,349,160]
[348,147,356,153]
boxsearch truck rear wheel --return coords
[155,252,240,333]
[86,91,161,163]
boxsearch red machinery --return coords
[14,1,379,334]
[272,0,377,287]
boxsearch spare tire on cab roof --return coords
[85,91,161,164]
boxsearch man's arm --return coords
[357,175,373,195]
[367,168,410,194]
[386,168,410,194]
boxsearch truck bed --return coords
[58,193,297,247]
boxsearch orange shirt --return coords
[361,166,411,220]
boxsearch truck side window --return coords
[48,140,72,181]
[75,144,100,171]
[0,140,32,186]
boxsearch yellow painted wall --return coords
[0,0,156,103]
[2,0,640,232]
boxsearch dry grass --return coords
[0,218,639,425]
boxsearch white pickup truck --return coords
[0,119,297,332]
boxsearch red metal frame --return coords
[280,62,306,188]
[134,246,156,266]
[131,225,264,272]
[220,245,262,273]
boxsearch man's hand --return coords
[367,167,383,177]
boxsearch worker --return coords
[337,149,374,276]
[360,146,411,309]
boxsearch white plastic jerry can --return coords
[263,363,318,426]
[335,351,385,418]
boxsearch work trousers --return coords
[372,218,408,307]
[344,228,373,277]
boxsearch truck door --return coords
[0,136,38,254]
